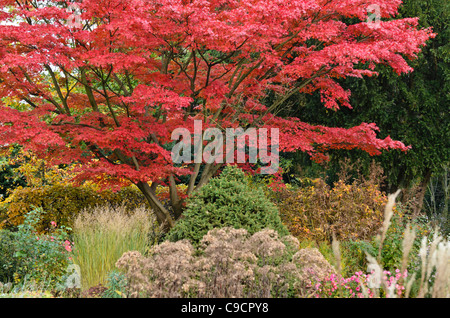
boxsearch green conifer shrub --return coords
[167,165,289,245]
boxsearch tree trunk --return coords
[136,181,175,232]
[168,175,183,219]
[135,163,222,232]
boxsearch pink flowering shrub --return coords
[313,269,408,298]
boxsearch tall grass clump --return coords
[71,205,158,291]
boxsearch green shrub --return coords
[373,204,430,273]
[166,165,289,245]
[0,230,19,283]
[340,240,377,277]
[0,207,72,289]
[102,270,127,298]
[0,184,149,233]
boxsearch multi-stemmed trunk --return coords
[135,162,223,232]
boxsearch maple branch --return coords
[124,70,135,95]
[169,174,183,219]
[194,163,223,192]
[161,51,174,74]
[228,58,247,90]
[210,58,264,123]
[112,73,131,97]
[229,59,265,97]
[197,49,237,92]
[187,163,201,196]
[98,67,120,127]
[177,50,194,76]
[79,67,100,112]
[191,49,198,93]
[148,132,183,216]
[105,98,120,127]
[52,121,103,131]
[136,181,174,230]
[21,97,39,110]
[44,65,71,115]
[104,78,131,117]
[9,67,65,114]
[254,65,328,126]
[172,56,192,80]
[63,70,78,97]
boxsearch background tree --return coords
[0,0,434,230]
[0,146,27,199]
[285,0,449,217]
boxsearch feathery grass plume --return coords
[71,205,157,291]
[331,233,343,296]
[404,272,416,298]
[331,233,341,276]
[427,232,443,273]
[417,236,428,296]
[377,189,401,262]
[417,231,448,298]
[398,222,416,296]
[401,223,416,273]
[423,232,442,296]
[431,241,450,298]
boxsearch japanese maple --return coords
[0,0,434,229]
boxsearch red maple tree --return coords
[0,0,434,229]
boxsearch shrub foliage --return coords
[276,176,388,242]
[116,227,337,298]
[166,165,289,245]
[0,184,149,233]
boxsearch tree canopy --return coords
[0,0,435,228]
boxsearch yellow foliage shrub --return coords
[0,184,150,233]
[276,177,388,242]
[0,147,79,188]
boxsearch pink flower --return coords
[50,221,57,227]
[64,240,72,252]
